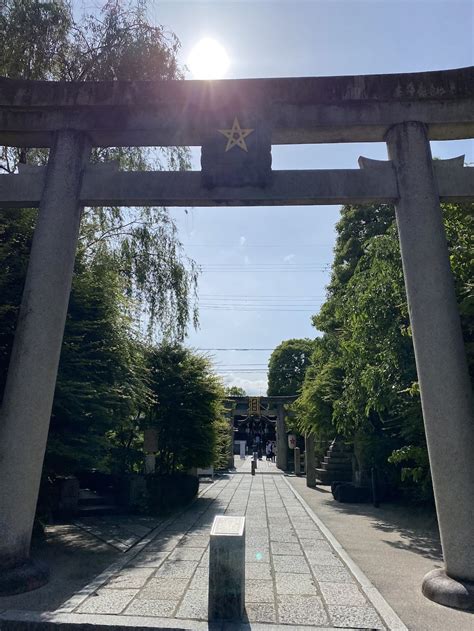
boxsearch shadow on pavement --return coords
[315,490,443,562]
[0,525,119,611]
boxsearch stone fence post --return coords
[305,434,316,487]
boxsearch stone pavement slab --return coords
[288,475,474,631]
[0,470,408,630]
[72,515,165,552]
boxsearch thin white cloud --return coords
[239,236,246,246]
[244,255,250,265]
[283,253,295,262]
[223,375,268,396]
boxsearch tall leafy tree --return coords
[0,0,199,475]
[145,344,226,475]
[0,0,198,340]
[295,201,473,496]
[47,250,150,474]
[267,338,314,396]
[225,386,246,397]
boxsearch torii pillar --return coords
[276,403,288,471]
[386,122,474,610]
[0,130,90,594]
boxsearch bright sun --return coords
[188,38,230,80]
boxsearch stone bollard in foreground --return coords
[251,460,256,476]
[208,515,245,621]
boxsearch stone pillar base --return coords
[0,559,49,596]
[422,568,474,611]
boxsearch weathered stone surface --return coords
[310,565,354,583]
[168,547,205,561]
[127,551,169,568]
[201,117,271,188]
[270,541,303,556]
[244,602,276,623]
[299,538,332,551]
[305,550,344,567]
[270,531,299,544]
[208,515,245,621]
[278,594,328,625]
[273,555,311,574]
[245,578,274,603]
[76,589,138,614]
[124,598,177,617]
[294,447,301,475]
[1,67,473,147]
[305,434,317,488]
[136,578,189,600]
[318,582,367,606]
[328,604,384,628]
[387,122,474,586]
[245,562,272,579]
[0,130,91,588]
[276,404,288,471]
[23,474,398,627]
[275,573,317,595]
[154,560,199,578]
[422,568,474,611]
[177,589,208,620]
[104,567,155,589]
[0,558,49,596]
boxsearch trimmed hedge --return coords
[145,473,199,513]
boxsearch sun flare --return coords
[188,38,230,80]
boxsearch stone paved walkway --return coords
[37,467,405,630]
[233,455,281,474]
[72,514,165,552]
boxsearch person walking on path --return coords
[266,441,272,461]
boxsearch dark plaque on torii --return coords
[201,116,272,188]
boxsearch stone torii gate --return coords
[0,67,473,608]
[225,395,297,470]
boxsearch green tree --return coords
[0,208,35,388]
[293,336,342,439]
[0,0,197,339]
[225,385,246,397]
[145,344,226,475]
[296,201,473,497]
[267,338,314,396]
[0,0,199,477]
[46,250,151,474]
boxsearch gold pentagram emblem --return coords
[218,118,254,152]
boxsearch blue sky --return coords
[143,0,473,394]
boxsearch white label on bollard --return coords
[211,515,245,537]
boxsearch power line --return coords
[197,348,274,351]
[213,363,269,366]
[199,294,325,298]
[200,265,329,268]
[201,307,316,312]
[200,304,322,307]
[216,370,269,373]
[182,243,333,248]
[201,269,328,274]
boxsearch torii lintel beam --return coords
[0,66,473,147]
[0,158,472,208]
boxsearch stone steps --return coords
[77,489,121,515]
[315,467,352,485]
[323,455,350,465]
[320,461,352,471]
[315,440,353,485]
